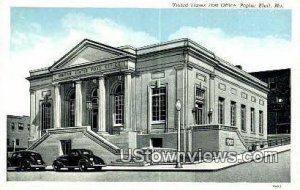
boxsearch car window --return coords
[82,150,93,155]
[70,151,78,156]
[11,153,16,158]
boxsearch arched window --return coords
[41,100,51,133]
[112,83,124,125]
[90,88,99,131]
[66,90,75,127]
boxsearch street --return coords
[7,150,290,182]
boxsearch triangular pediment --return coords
[50,39,129,70]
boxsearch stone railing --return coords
[28,126,121,154]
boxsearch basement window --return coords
[150,138,163,148]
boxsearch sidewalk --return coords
[43,144,290,171]
[102,144,291,171]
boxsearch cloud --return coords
[168,26,294,72]
[5,14,293,116]
[5,13,159,115]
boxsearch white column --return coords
[54,84,61,128]
[209,74,216,124]
[29,89,37,140]
[75,80,83,126]
[98,76,106,132]
[124,72,132,130]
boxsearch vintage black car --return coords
[52,149,106,171]
[7,150,47,171]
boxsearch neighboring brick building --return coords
[250,69,290,134]
[7,115,30,151]
[26,38,268,165]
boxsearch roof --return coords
[27,38,268,91]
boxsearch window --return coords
[259,111,264,134]
[195,87,205,100]
[27,124,30,131]
[90,88,99,130]
[113,83,124,125]
[150,138,163,148]
[7,138,9,146]
[250,108,255,133]
[152,87,167,122]
[11,123,15,130]
[241,105,246,131]
[61,140,71,155]
[195,102,204,125]
[195,87,205,125]
[66,90,75,127]
[16,139,19,146]
[268,78,276,89]
[218,97,225,124]
[18,123,24,130]
[276,97,284,103]
[230,101,236,126]
[41,101,51,132]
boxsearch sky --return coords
[3,7,293,115]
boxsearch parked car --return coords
[7,150,47,171]
[52,149,106,171]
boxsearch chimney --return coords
[235,65,242,70]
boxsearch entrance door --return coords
[90,88,99,132]
[91,108,98,131]
[61,140,71,155]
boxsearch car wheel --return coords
[78,160,88,172]
[7,161,11,168]
[53,162,61,171]
[20,160,31,171]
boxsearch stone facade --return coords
[27,39,268,165]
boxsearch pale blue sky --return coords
[11,8,291,51]
[6,7,293,115]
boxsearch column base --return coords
[97,131,110,136]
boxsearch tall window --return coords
[241,105,246,131]
[218,97,225,124]
[195,87,205,125]
[113,83,124,125]
[18,123,24,130]
[11,123,15,130]
[230,101,236,126]
[41,101,51,132]
[66,91,75,127]
[90,88,99,130]
[259,111,264,134]
[152,87,167,122]
[250,108,255,133]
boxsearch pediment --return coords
[50,39,129,70]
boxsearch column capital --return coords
[29,88,35,94]
[52,82,61,87]
[123,70,133,75]
[210,73,216,79]
[98,74,105,80]
[74,79,82,84]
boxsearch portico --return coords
[51,72,134,135]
